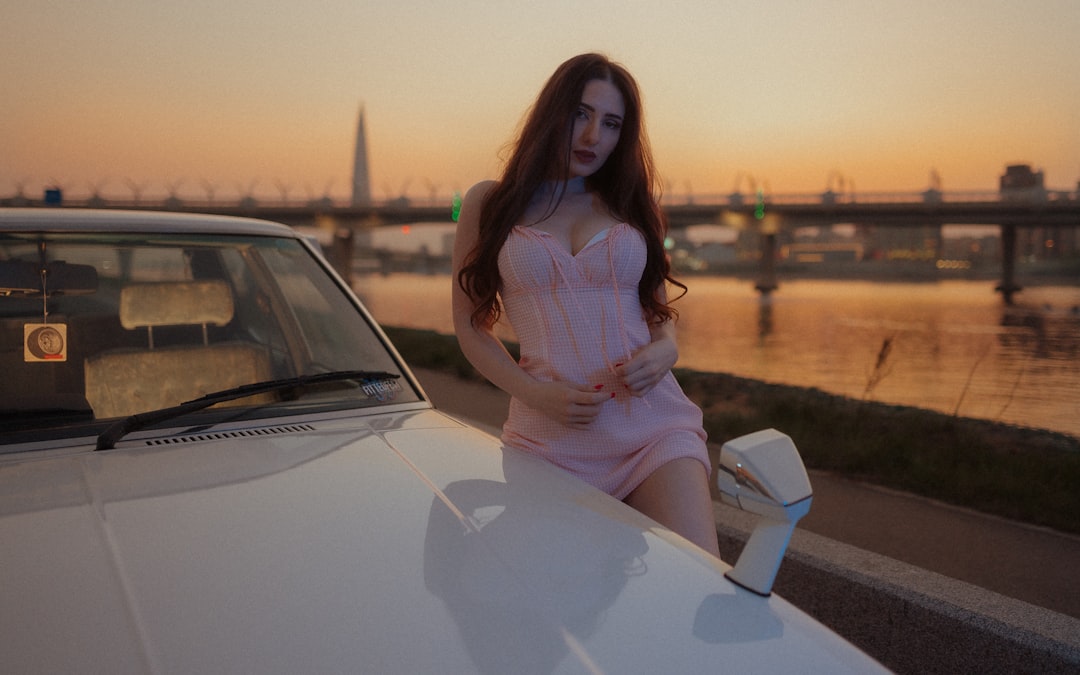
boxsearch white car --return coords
[0,209,887,673]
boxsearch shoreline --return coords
[354,253,1080,287]
[676,265,1080,289]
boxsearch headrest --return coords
[119,280,234,329]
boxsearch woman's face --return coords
[568,79,625,179]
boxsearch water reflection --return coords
[356,275,1080,437]
[1000,304,1080,361]
[758,295,774,340]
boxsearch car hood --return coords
[0,409,884,674]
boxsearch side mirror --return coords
[716,429,812,596]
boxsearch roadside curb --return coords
[716,504,1080,674]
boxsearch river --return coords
[353,274,1080,439]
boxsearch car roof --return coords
[0,208,298,238]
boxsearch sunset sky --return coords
[3,1,1078,203]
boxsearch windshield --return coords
[1,229,420,448]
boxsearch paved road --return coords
[412,367,1080,619]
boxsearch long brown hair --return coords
[457,52,685,328]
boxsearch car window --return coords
[0,230,420,448]
[257,241,400,374]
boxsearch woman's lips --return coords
[574,150,597,163]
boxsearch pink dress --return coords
[498,222,709,499]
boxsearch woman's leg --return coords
[624,457,721,557]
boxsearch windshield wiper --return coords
[95,370,401,451]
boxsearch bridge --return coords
[7,187,1079,303]
[10,187,1079,228]
[261,193,1063,230]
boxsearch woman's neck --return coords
[534,175,587,202]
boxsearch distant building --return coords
[351,107,372,206]
[999,164,1046,200]
[998,164,1073,259]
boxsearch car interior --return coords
[83,280,273,418]
[1,243,277,421]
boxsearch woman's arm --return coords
[451,182,609,427]
[614,287,679,397]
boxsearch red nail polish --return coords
[610,392,616,398]
[594,384,604,390]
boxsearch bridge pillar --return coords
[328,227,355,287]
[995,224,1022,305]
[755,232,778,295]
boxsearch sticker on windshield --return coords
[24,323,68,362]
[361,377,402,401]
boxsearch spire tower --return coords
[351,106,372,205]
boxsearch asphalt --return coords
[412,367,1080,620]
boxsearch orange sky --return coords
[3,1,1078,203]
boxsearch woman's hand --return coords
[524,380,612,428]
[615,336,677,397]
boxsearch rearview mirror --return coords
[0,260,99,296]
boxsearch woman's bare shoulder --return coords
[455,180,499,240]
[463,180,498,207]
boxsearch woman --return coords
[452,53,719,556]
